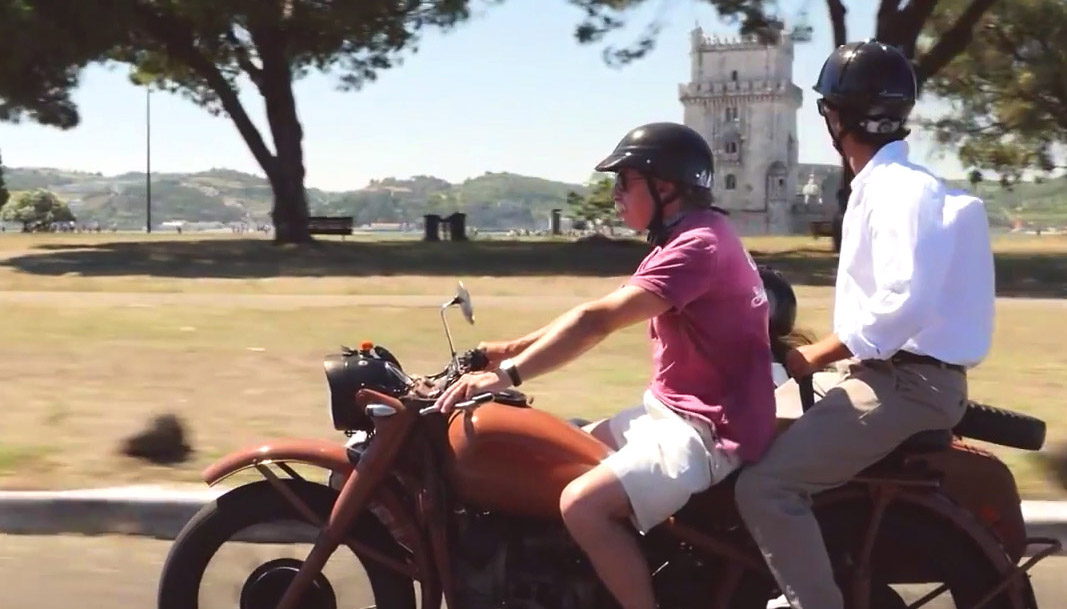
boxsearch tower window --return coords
[731,70,738,81]
[726,141,738,154]
[726,174,737,190]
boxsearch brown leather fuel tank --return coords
[446,402,611,519]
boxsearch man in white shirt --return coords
[734,40,996,609]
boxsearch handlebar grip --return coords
[798,374,816,413]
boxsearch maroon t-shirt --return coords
[627,209,776,463]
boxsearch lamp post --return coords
[146,88,152,233]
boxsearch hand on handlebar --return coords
[432,369,511,414]
[785,345,818,379]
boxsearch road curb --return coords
[1,487,1066,553]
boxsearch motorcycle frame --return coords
[200,388,1060,609]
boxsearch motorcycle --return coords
[159,275,1059,609]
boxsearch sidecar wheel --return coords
[157,479,415,609]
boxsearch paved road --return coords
[0,534,1062,608]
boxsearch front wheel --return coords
[157,479,416,609]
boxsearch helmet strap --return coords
[823,113,847,155]
[644,175,681,247]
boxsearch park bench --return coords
[308,216,354,238]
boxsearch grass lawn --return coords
[0,231,1064,498]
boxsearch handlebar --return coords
[798,374,815,412]
[417,392,494,416]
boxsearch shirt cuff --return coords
[837,326,884,361]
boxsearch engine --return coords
[450,510,609,609]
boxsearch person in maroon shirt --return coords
[435,123,776,609]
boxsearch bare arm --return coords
[806,333,854,369]
[509,285,670,383]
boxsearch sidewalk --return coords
[1,485,1065,554]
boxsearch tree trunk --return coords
[257,28,312,245]
[0,147,8,210]
[128,6,310,244]
[268,161,310,244]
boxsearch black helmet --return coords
[758,266,797,338]
[814,39,917,136]
[595,122,713,191]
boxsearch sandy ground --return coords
[0,534,1061,609]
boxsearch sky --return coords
[0,0,968,192]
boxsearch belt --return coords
[888,350,965,373]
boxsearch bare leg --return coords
[582,419,620,449]
[560,464,655,609]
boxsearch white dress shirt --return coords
[833,141,995,368]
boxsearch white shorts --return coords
[601,390,742,534]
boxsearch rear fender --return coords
[202,439,356,486]
[914,440,1028,562]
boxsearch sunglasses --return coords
[614,172,646,194]
[816,98,837,117]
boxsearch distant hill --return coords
[0,166,589,230]
[2,165,1065,230]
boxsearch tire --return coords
[953,401,1046,451]
[870,585,907,609]
[157,479,415,609]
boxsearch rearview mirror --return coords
[454,281,475,325]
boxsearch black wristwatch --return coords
[499,358,522,387]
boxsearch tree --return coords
[1,1,478,245]
[923,0,1067,185]
[567,177,616,231]
[574,0,1001,251]
[0,1,119,214]
[0,188,76,231]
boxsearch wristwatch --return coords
[499,358,523,387]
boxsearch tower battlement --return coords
[689,26,792,53]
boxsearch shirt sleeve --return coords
[627,230,719,310]
[837,178,957,360]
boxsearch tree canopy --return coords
[0,188,75,231]
[923,0,1067,184]
[574,0,1004,251]
[0,0,479,243]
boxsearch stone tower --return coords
[679,26,803,235]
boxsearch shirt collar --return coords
[850,140,909,190]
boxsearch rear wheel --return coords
[158,479,415,609]
[818,499,1019,609]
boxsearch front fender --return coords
[202,438,355,486]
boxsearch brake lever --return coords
[418,392,494,416]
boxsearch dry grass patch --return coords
[0,290,1063,498]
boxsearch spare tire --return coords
[952,402,1046,451]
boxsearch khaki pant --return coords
[734,359,968,609]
